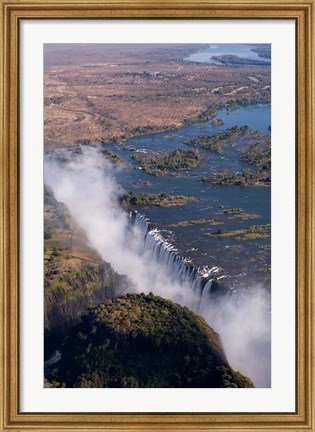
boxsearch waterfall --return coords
[44,148,270,386]
[130,211,223,314]
[199,279,213,315]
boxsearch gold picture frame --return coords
[0,1,314,430]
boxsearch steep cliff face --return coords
[52,293,254,388]
[44,187,130,358]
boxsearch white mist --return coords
[44,146,271,387]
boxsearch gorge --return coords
[45,146,271,387]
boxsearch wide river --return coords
[106,103,271,292]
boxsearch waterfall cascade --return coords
[130,211,224,313]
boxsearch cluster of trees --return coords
[207,224,271,241]
[225,97,270,112]
[211,55,270,66]
[202,167,271,186]
[202,135,271,186]
[120,192,195,207]
[129,124,173,137]
[185,126,252,153]
[196,105,219,123]
[169,218,223,227]
[132,148,203,176]
[221,208,259,220]
[202,133,271,186]
[50,293,254,388]
[222,208,244,215]
[240,138,271,171]
[101,149,124,165]
[211,118,225,127]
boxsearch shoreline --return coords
[44,101,271,156]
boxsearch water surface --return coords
[105,104,271,291]
[185,43,271,65]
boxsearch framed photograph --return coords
[0,1,314,431]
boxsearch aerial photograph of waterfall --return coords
[44,43,271,389]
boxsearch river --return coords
[105,103,271,291]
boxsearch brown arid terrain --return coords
[44,44,271,151]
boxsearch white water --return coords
[130,211,221,311]
[45,146,271,387]
[130,210,271,387]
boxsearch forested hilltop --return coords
[44,187,253,389]
[47,293,254,388]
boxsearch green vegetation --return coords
[211,55,270,66]
[216,366,254,388]
[170,218,224,227]
[240,138,271,171]
[206,224,271,241]
[132,149,203,176]
[222,208,243,215]
[196,106,218,123]
[129,124,174,137]
[234,233,270,241]
[44,186,128,359]
[202,167,270,186]
[101,149,125,165]
[180,105,221,128]
[211,118,224,127]
[203,136,271,186]
[229,213,259,220]
[53,293,254,388]
[224,96,270,112]
[221,208,259,220]
[185,126,252,153]
[120,192,196,207]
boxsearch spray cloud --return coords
[44,146,271,387]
